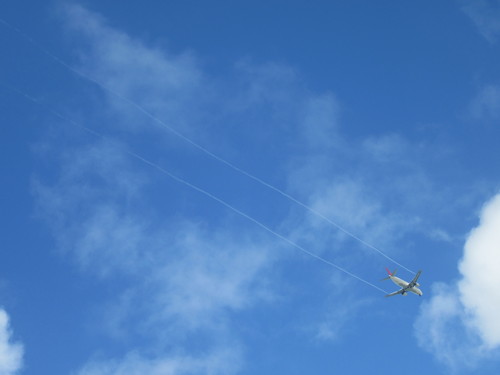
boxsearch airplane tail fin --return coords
[385,267,397,276]
[382,267,397,281]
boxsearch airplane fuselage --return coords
[389,275,423,296]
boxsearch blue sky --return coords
[1,1,500,374]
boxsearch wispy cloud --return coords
[103,224,275,340]
[414,193,500,370]
[460,0,500,43]
[58,2,206,141]
[77,348,241,375]
[313,273,371,342]
[33,135,275,313]
[34,140,150,277]
[469,85,500,121]
[0,309,23,375]
[34,132,274,373]
[34,4,283,365]
[31,3,494,373]
[286,112,440,268]
[35,5,384,370]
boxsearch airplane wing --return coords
[385,290,403,297]
[407,270,422,288]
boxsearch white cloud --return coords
[60,3,205,136]
[458,194,500,347]
[0,309,23,375]
[104,224,275,338]
[414,284,483,370]
[290,178,408,259]
[415,193,500,369]
[460,0,500,43]
[285,132,423,266]
[34,140,149,277]
[154,231,272,322]
[311,181,386,235]
[77,348,241,375]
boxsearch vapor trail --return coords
[0,18,415,274]
[5,85,388,294]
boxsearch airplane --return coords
[382,268,423,297]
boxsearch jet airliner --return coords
[382,268,423,297]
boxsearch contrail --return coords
[4,85,389,294]
[0,18,415,274]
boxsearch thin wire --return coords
[4,84,388,294]
[0,18,415,275]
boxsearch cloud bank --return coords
[459,194,500,347]
[0,309,23,375]
[415,193,500,369]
